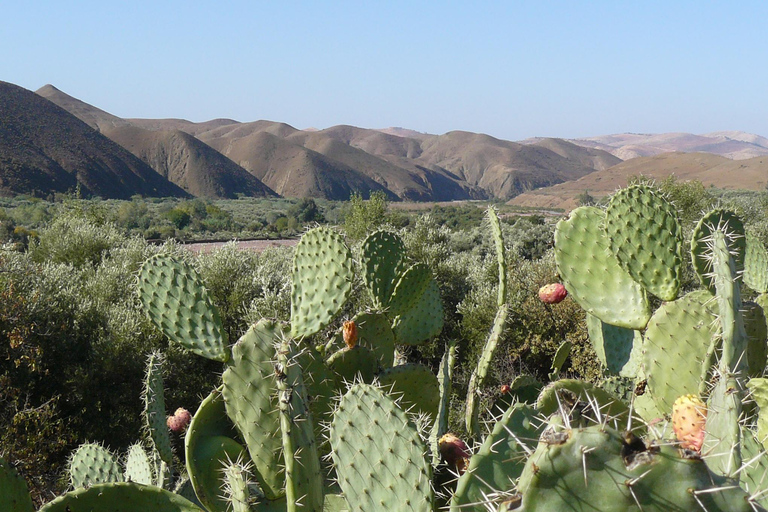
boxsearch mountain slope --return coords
[103,126,277,198]
[201,130,395,200]
[418,131,598,199]
[35,84,129,132]
[509,152,768,211]
[0,81,187,199]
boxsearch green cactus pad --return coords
[704,377,742,478]
[352,311,396,368]
[137,254,228,362]
[360,230,407,310]
[391,277,444,345]
[388,263,432,317]
[537,379,633,431]
[326,345,379,385]
[330,384,434,511]
[487,206,508,307]
[450,403,540,511]
[549,340,572,380]
[221,457,255,512]
[643,290,718,412]
[276,339,324,512]
[745,234,768,294]
[0,458,34,512]
[67,442,123,489]
[740,428,768,507]
[604,184,683,301]
[378,363,440,419]
[143,351,173,466]
[295,345,337,444]
[185,388,249,512]
[290,227,354,338]
[744,300,768,377]
[586,313,643,378]
[431,340,456,467]
[221,320,285,500]
[517,424,755,512]
[747,378,768,452]
[123,443,153,485]
[554,206,651,329]
[690,209,746,293]
[39,482,204,512]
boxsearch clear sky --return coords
[3,1,767,141]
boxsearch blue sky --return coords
[3,1,767,140]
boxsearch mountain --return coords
[102,126,277,198]
[563,132,768,160]
[417,131,601,199]
[509,152,768,211]
[0,81,187,199]
[37,86,276,199]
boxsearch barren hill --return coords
[36,84,129,132]
[0,81,187,199]
[418,131,600,199]
[510,152,768,211]
[568,132,768,160]
[103,126,277,199]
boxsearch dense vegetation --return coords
[3,179,768,505]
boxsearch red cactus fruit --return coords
[167,407,191,433]
[342,320,358,349]
[672,394,707,452]
[439,433,471,474]
[538,283,567,304]
[500,384,511,394]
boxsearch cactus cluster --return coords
[16,186,768,511]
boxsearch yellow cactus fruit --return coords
[672,394,707,452]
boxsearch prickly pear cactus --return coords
[290,227,354,338]
[330,384,434,511]
[0,457,34,512]
[745,234,768,294]
[67,442,123,489]
[554,206,651,329]
[516,423,758,511]
[360,229,407,310]
[143,351,173,466]
[123,443,154,485]
[586,313,642,378]
[137,254,229,362]
[604,184,683,301]
[378,362,441,419]
[39,482,204,512]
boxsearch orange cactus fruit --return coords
[342,320,358,349]
[671,394,707,452]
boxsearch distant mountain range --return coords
[1,80,766,201]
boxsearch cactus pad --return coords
[378,363,440,419]
[690,209,746,293]
[138,254,228,362]
[391,277,444,345]
[604,184,683,301]
[290,227,354,338]
[185,388,249,512]
[221,320,285,500]
[0,457,34,512]
[554,206,651,329]
[745,234,768,294]
[326,345,379,385]
[123,443,153,485]
[643,290,718,412]
[360,230,407,310]
[143,351,173,465]
[39,482,204,512]
[586,313,643,378]
[67,443,123,489]
[744,300,768,377]
[330,384,433,511]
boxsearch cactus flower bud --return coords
[672,394,707,452]
[539,283,567,304]
[342,320,358,349]
[439,433,471,474]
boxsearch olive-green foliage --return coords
[343,191,390,240]
[29,211,124,267]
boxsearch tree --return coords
[343,191,388,240]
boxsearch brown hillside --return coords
[0,81,187,199]
[509,152,768,211]
[103,126,277,199]
[529,138,621,171]
[418,131,597,199]
[287,128,484,200]
[36,84,129,132]
[201,130,394,200]
[127,118,241,137]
